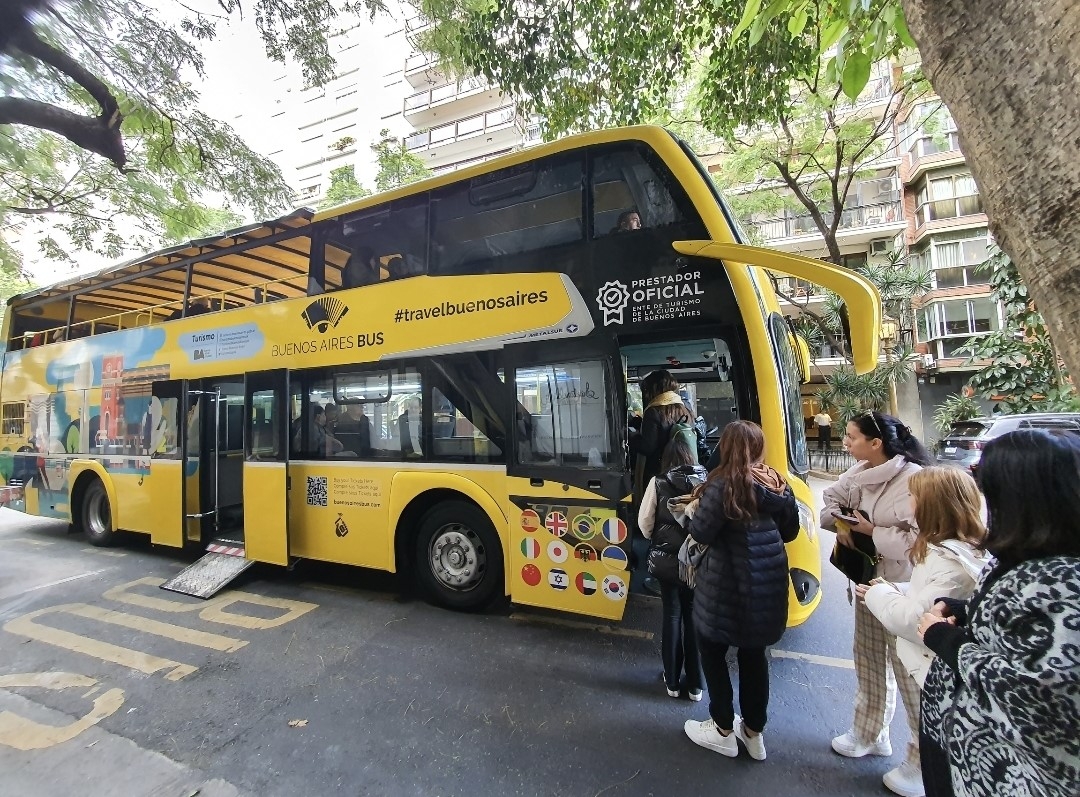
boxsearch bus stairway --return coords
[159,538,255,599]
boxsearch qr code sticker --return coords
[306,476,328,507]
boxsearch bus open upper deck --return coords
[0,126,881,623]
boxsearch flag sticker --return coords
[572,514,596,540]
[521,564,542,587]
[574,543,598,562]
[575,572,598,596]
[545,511,569,537]
[601,545,629,571]
[547,539,569,563]
[548,568,569,590]
[601,518,627,544]
[520,509,541,533]
[521,538,540,559]
[602,575,627,601]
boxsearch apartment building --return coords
[712,64,994,442]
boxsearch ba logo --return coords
[302,296,349,333]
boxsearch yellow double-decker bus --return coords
[0,126,879,623]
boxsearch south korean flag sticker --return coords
[602,574,627,601]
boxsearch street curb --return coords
[808,469,840,481]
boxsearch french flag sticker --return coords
[601,518,627,544]
[602,575,627,601]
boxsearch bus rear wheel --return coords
[78,478,115,547]
[414,501,503,612]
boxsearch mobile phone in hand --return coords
[832,507,862,524]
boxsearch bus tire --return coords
[78,478,115,547]
[414,501,503,612]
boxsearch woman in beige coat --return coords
[821,411,932,797]
[864,467,989,685]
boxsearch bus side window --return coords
[321,196,429,291]
[591,144,690,238]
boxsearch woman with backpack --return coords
[632,369,696,497]
[638,435,708,701]
[682,420,799,761]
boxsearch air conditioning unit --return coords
[870,238,894,255]
[921,353,937,369]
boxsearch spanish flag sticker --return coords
[520,509,541,533]
[521,537,540,559]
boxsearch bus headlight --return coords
[797,500,818,543]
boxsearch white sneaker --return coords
[666,685,680,698]
[684,718,738,757]
[734,716,766,761]
[688,689,703,702]
[884,762,925,797]
[831,730,892,758]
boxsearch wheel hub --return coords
[429,523,486,591]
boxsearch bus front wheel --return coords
[78,479,115,547]
[414,501,503,612]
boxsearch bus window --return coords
[431,154,583,274]
[515,360,617,468]
[318,197,428,292]
[427,354,506,463]
[591,144,690,237]
[768,313,810,476]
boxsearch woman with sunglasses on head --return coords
[821,410,933,797]
[917,430,1080,797]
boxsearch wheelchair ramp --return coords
[160,541,254,599]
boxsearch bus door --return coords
[505,340,633,621]
[241,370,290,565]
[147,379,184,547]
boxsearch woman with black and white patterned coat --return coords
[917,429,1080,797]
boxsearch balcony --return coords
[748,199,907,253]
[404,52,442,88]
[905,134,965,184]
[403,77,504,126]
[404,106,525,169]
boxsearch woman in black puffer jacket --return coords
[631,369,695,500]
[683,421,799,762]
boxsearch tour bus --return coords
[0,126,880,624]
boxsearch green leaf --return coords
[732,0,764,41]
[895,12,917,48]
[820,18,848,53]
[841,51,872,100]
[787,8,808,38]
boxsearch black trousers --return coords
[659,579,702,692]
[817,426,832,450]
[698,637,770,732]
[920,728,956,797]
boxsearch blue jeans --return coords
[660,579,702,692]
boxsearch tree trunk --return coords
[901,0,1080,380]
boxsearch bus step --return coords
[160,552,254,599]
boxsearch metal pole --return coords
[214,388,221,535]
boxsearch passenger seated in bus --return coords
[612,209,642,233]
[306,404,343,458]
[387,254,424,280]
[167,297,211,321]
[398,397,422,457]
[335,403,373,457]
[341,246,381,288]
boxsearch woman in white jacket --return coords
[863,467,989,686]
[821,411,932,797]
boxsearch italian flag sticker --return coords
[575,572,597,596]
[521,537,540,559]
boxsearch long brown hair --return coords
[907,466,986,564]
[692,420,766,520]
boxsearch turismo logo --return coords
[301,296,349,333]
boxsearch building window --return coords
[922,297,999,356]
[2,402,25,436]
[915,172,983,224]
[901,105,961,160]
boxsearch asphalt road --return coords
[0,478,912,797]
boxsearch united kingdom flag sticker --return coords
[545,511,569,537]
[601,517,627,544]
[602,574,627,601]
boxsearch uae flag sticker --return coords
[602,574,627,601]
[575,572,598,596]
[601,517,627,544]
[548,568,569,590]
[545,511,569,537]
[547,539,569,563]
[520,537,540,559]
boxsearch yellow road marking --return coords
[64,604,248,652]
[104,577,318,628]
[0,672,125,750]
[509,612,654,640]
[771,649,855,669]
